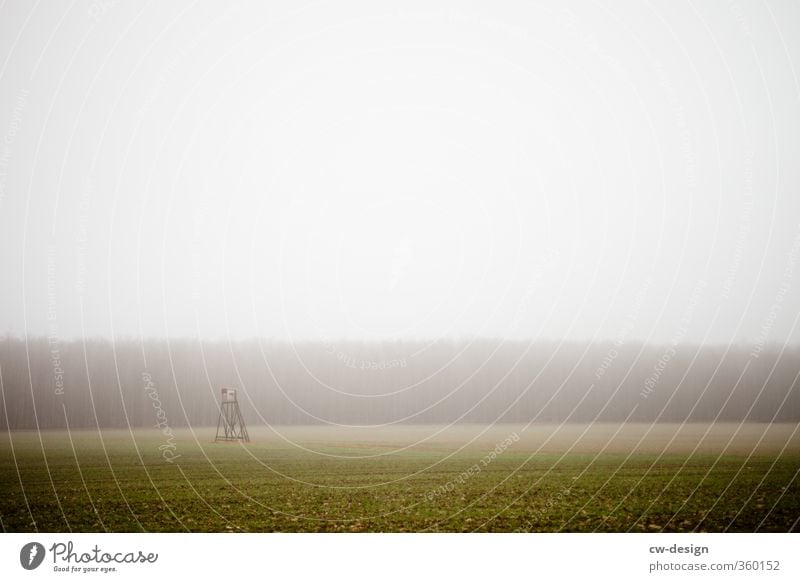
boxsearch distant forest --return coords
[1,337,798,429]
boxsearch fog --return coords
[1,2,799,430]
[0,0,798,346]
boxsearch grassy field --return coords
[1,424,798,532]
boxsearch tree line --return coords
[0,336,797,429]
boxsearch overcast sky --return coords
[0,0,798,345]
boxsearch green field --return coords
[1,424,798,532]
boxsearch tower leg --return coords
[215,399,249,443]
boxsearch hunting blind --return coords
[215,388,250,442]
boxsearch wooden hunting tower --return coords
[215,388,250,442]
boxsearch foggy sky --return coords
[1,0,799,345]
